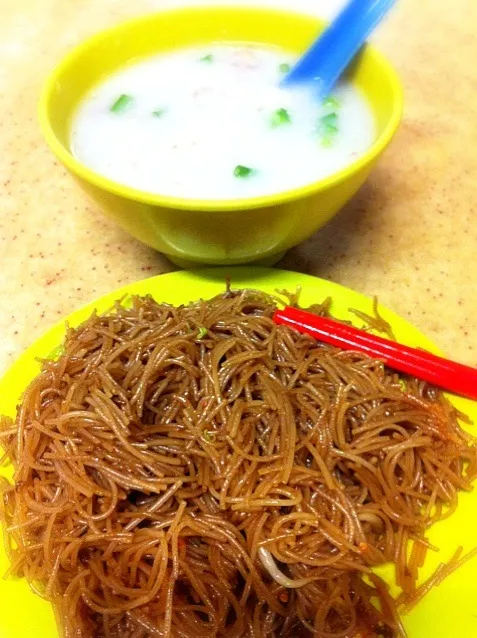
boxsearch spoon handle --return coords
[282,0,396,100]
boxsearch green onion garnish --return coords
[271,108,291,128]
[318,112,339,146]
[202,429,216,443]
[323,95,341,109]
[200,54,214,63]
[197,327,208,339]
[279,62,291,73]
[234,165,254,178]
[46,344,64,361]
[321,136,334,148]
[320,112,339,131]
[152,108,166,118]
[110,94,133,113]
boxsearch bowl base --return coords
[167,251,286,270]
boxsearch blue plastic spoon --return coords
[281,0,397,100]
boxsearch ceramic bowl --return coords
[39,6,403,268]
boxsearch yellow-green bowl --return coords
[39,6,403,268]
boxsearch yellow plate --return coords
[1,267,476,637]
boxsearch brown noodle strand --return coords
[1,289,477,637]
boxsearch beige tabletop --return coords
[0,0,476,377]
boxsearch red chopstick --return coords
[273,306,477,401]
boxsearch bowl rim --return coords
[38,5,404,213]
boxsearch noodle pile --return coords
[1,289,476,637]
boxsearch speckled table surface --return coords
[0,0,476,376]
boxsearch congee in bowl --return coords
[70,44,375,200]
[39,7,403,267]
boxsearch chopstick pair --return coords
[273,306,477,401]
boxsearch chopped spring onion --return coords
[202,429,216,443]
[320,112,339,131]
[279,62,291,73]
[234,165,254,178]
[152,108,166,118]
[318,112,339,146]
[200,54,214,63]
[271,108,291,128]
[110,94,134,113]
[46,344,63,361]
[323,95,341,109]
[197,327,208,339]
